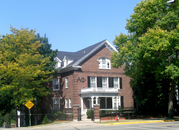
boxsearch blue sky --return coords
[0,0,141,52]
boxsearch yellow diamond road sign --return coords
[25,100,34,109]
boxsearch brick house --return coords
[44,39,134,115]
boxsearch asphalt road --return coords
[1,121,179,130]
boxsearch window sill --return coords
[53,89,60,91]
[99,68,111,70]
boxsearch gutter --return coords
[58,65,82,73]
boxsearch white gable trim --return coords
[74,39,117,66]
[54,57,61,62]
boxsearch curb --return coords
[106,120,175,125]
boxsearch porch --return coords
[80,96,122,115]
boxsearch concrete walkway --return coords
[0,117,177,130]
[31,117,99,130]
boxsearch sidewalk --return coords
[105,119,175,126]
[1,117,178,130]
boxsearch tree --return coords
[0,27,54,110]
[111,0,179,118]
[35,33,58,72]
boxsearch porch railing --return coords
[81,87,119,93]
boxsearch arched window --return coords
[98,57,111,69]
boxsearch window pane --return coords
[69,99,71,108]
[66,78,68,88]
[65,99,68,108]
[53,79,59,90]
[53,98,60,110]
[90,77,96,88]
[102,59,106,68]
[102,77,107,88]
[114,78,119,89]
[99,58,110,69]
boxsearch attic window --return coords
[98,57,111,69]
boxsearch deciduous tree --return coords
[111,0,179,118]
[0,27,54,111]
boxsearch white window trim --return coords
[114,78,119,89]
[102,77,108,88]
[90,77,97,88]
[98,57,111,69]
[53,97,60,110]
[65,78,68,88]
[65,99,68,108]
[69,99,71,108]
[53,78,60,91]
[54,57,62,69]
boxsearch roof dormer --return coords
[63,56,74,67]
[54,57,62,69]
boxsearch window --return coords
[88,77,121,89]
[53,98,60,110]
[69,99,71,108]
[113,96,121,109]
[113,78,119,89]
[102,77,108,88]
[65,78,68,88]
[98,58,111,69]
[65,99,68,108]
[90,77,96,88]
[53,78,60,90]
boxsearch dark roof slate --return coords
[57,39,106,67]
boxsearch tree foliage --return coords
[0,27,54,110]
[35,33,58,72]
[111,0,179,118]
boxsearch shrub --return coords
[42,116,49,124]
[118,106,123,111]
[86,110,91,118]
[52,111,68,121]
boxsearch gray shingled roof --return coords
[57,39,106,68]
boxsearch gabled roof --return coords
[56,39,117,72]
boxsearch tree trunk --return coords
[168,80,174,119]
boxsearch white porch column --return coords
[116,96,119,110]
[81,97,83,114]
[119,96,121,106]
[105,97,107,108]
[112,97,115,110]
[91,96,94,108]
[96,96,99,104]
[17,110,20,127]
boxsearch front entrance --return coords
[81,96,122,115]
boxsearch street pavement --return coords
[1,118,179,130]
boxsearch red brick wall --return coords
[44,44,134,111]
[60,45,134,108]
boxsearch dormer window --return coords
[54,57,62,69]
[98,57,111,69]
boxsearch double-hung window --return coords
[113,78,119,89]
[65,99,68,108]
[53,78,60,90]
[102,77,108,88]
[65,78,68,88]
[90,77,96,88]
[69,99,71,108]
[53,98,60,110]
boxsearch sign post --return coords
[25,100,34,126]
